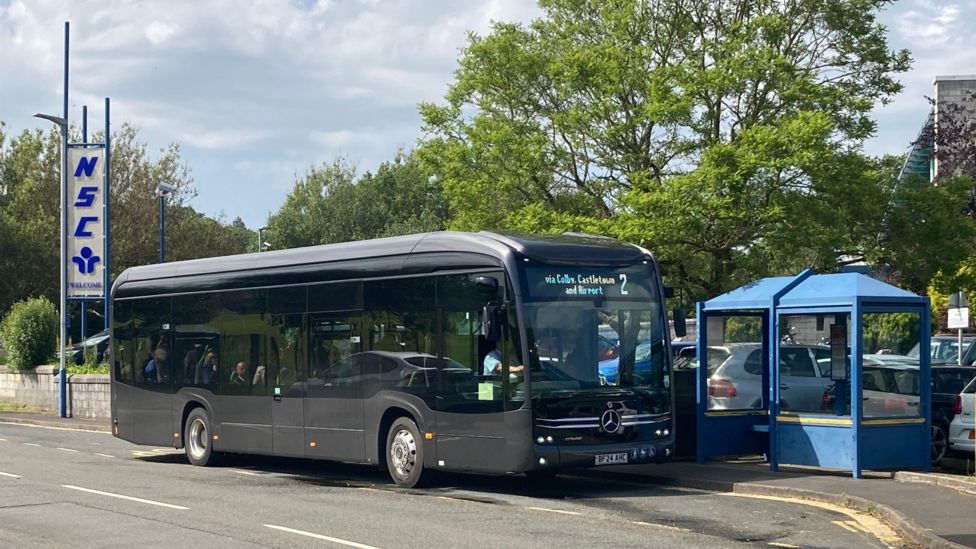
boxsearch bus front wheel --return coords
[385,417,427,488]
[184,408,219,467]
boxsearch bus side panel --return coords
[212,395,273,455]
[435,408,534,474]
[112,381,137,443]
[116,384,174,446]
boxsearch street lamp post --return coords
[257,226,268,252]
[34,112,68,418]
[156,182,177,262]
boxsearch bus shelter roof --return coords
[703,272,926,312]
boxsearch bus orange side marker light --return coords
[425,433,434,440]
[173,433,179,438]
[213,435,219,441]
[310,441,317,448]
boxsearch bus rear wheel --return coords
[386,417,427,488]
[184,408,219,467]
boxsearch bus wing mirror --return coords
[672,308,687,338]
[469,275,499,290]
[482,304,502,342]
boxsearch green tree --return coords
[419,0,911,299]
[266,152,447,249]
[0,123,251,321]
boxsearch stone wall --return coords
[0,365,110,419]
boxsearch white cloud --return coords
[144,21,177,46]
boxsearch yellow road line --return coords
[833,520,859,533]
[723,492,901,548]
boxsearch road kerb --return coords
[893,471,976,497]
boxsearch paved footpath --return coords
[2,411,973,547]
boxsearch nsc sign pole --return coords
[948,291,969,366]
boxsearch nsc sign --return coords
[67,147,106,298]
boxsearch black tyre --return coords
[932,423,948,466]
[184,408,219,467]
[385,417,427,488]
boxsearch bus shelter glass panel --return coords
[861,312,922,418]
[705,315,763,411]
[779,314,844,414]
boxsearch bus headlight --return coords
[537,436,545,444]
[546,436,553,443]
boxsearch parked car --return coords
[707,343,831,412]
[821,362,976,464]
[907,335,976,365]
[949,376,976,456]
[671,341,696,370]
[58,329,110,365]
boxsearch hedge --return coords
[0,297,58,370]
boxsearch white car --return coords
[948,377,976,454]
[707,343,832,412]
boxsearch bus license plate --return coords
[595,452,628,466]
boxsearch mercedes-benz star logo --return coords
[601,409,621,434]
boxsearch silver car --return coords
[949,377,975,455]
[707,343,832,412]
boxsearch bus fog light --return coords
[539,457,547,466]
[546,436,553,443]
[665,448,671,456]
[537,436,545,444]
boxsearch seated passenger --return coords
[252,365,266,386]
[230,361,249,385]
[195,352,219,385]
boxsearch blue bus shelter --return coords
[695,269,931,478]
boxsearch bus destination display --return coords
[524,266,654,299]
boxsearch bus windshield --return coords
[524,300,666,394]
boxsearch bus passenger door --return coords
[269,313,307,457]
[435,276,523,473]
[305,314,366,461]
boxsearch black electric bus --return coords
[110,231,677,487]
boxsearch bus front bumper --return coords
[532,441,674,470]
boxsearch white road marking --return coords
[0,471,21,479]
[95,453,115,459]
[0,420,109,433]
[22,443,40,447]
[631,521,690,532]
[264,524,381,549]
[525,506,581,516]
[56,447,79,453]
[0,437,7,441]
[61,485,189,510]
[232,470,261,476]
[769,543,801,549]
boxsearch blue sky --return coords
[0,0,971,229]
